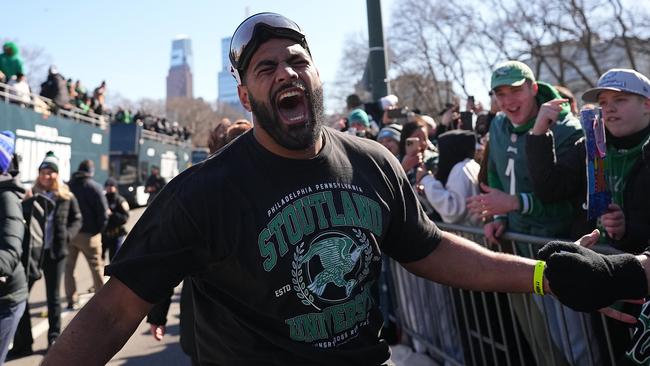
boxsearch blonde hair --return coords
[32,173,73,201]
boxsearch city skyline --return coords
[3,1,394,110]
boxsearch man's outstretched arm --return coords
[42,277,153,366]
[401,231,538,294]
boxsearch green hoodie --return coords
[487,82,584,240]
[0,42,24,80]
[606,140,648,205]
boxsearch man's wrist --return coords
[511,194,521,212]
[533,260,546,296]
[530,124,547,136]
[531,125,547,136]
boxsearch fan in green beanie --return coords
[348,108,369,128]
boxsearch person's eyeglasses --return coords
[229,12,308,85]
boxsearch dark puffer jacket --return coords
[23,191,82,261]
[68,171,108,235]
[0,173,27,306]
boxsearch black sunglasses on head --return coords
[229,12,309,84]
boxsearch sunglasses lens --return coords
[229,12,305,73]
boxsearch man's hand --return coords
[150,324,166,341]
[601,204,626,240]
[537,241,647,312]
[598,300,645,324]
[531,98,568,135]
[471,102,485,115]
[483,220,507,245]
[441,108,453,127]
[466,183,519,218]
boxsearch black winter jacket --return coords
[40,73,70,108]
[103,192,129,238]
[69,171,108,235]
[23,192,82,261]
[0,173,27,305]
[527,133,650,253]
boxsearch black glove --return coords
[537,241,647,312]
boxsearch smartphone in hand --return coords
[405,137,420,156]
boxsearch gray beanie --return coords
[377,124,402,143]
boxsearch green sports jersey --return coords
[487,82,583,238]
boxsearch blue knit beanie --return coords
[0,131,15,174]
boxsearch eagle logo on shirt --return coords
[292,230,373,310]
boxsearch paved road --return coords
[6,207,435,366]
[7,207,193,366]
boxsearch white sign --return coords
[91,133,103,145]
[15,125,72,183]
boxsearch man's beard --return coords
[249,83,324,151]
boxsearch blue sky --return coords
[4,1,395,108]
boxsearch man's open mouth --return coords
[275,86,308,126]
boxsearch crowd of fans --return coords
[37,65,107,115]
[109,108,192,142]
[0,41,106,119]
[0,41,192,143]
[332,61,650,365]
[4,32,650,365]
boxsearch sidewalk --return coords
[390,344,439,366]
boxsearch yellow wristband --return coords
[533,260,546,296]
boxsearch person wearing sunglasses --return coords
[43,13,574,366]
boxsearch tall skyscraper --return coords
[217,37,246,114]
[166,35,194,101]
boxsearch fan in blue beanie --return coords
[0,130,15,174]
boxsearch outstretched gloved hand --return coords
[538,241,647,312]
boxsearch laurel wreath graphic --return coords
[353,229,375,284]
[292,242,321,311]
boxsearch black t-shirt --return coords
[106,127,442,365]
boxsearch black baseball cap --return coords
[104,177,117,187]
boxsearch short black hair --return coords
[78,159,94,172]
[346,94,362,109]
[239,29,309,85]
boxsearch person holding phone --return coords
[399,119,439,219]
[399,119,438,180]
[527,69,650,364]
[416,130,480,226]
[527,68,650,249]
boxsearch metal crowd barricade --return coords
[388,222,633,366]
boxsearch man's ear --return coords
[237,85,252,112]
[531,81,539,96]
